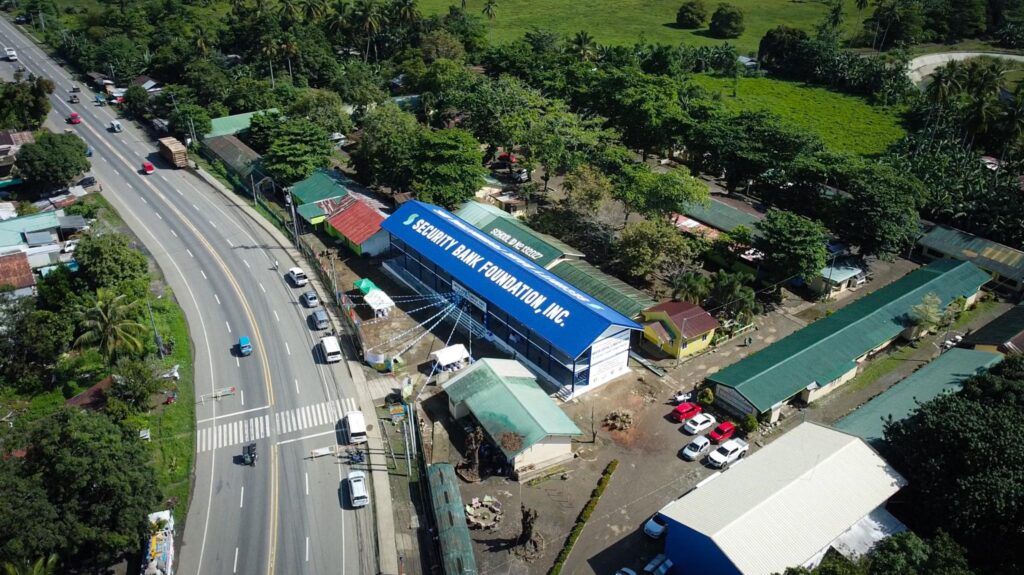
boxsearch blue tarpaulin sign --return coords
[381,201,640,358]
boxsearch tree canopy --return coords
[754,209,829,282]
[15,132,90,190]
[411,128,486,209]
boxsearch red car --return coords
[672,402,702,423]
[141,161,155,174]
[709,421,737,443]
[67,112,81,124]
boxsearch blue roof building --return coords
[381,201,640,398]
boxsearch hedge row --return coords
[548,459,619,575]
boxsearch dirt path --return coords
[908,51,1024,85]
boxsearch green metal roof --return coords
[550,260,656,319]
[918,224,1024,283]
[455,201,583,267]
[708,260,991,412]
[443,359,581,459]
[426,464,479,575]
[296,196,344,222]
[686,198,762,234]
[204,109,278,139]
[835,349,1001,444]
[289,169,350,206]
[0,211,60,249]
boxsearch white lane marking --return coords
[240,486,244,508]
[240,389,245,406]
[196,405,270,424]
[236,357,239,367]
[243,259,250,269]
[155,212,163,220]
[233,547,238,573]
[192,203,199,210]
[113,168,120,176]
[305,537,309,562]
[140,196,148,204]
[160,174,169,182]
[225,321,231,334]
[305,473,309,495]
[259,283,266,293]
[176,189,184,196]
[170,229,178,238]
[227,239,234,247]
[285,342,291,356]
[209,220,216,227]
[277,429,335,445]
[274,310,280,322]
[200,269,207,279]
[214,294,220,305]
[295,379,300,394]
[186,249,194,258]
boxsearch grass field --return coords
[420,0,857,53]
[689,74,906,156]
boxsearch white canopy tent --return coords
[364,289,395,318]
[430,344,470,372]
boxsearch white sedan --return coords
[287,267,309,286]
[680,435,711,461]
[683,413,717,434]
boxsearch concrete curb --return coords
[190,167,400,574]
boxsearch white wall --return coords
[513,436,574,477]
[360,230,389,257]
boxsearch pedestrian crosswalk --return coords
[196,398,358,453]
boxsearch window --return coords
[702,333,709,341]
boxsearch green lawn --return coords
[421,0,855,53]
[689,74,906,156]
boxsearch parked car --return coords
[683,413,717,434]
[671,402,702,423]
[708,439,749,469]
[62,239,79,254]
[311,309,330,330]
[85,146,93,157]
[287,267,309,286]
[77,176,97,188]
[14,15,30,24]
[709,421,737,443]
[643,514,668,539]
[302,290,320,308]
[66,112,81,124]
[511,167,529,183]
[680,435,711,461]
[238,336,253,356]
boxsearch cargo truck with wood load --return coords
[158,137,188,168]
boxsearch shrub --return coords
[549,460,618,575]
[697,387,714,405]
[740,413,758,433]
[676,0,707,29]
[709,3,745,39]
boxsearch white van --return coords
[320,336,342,363]
[344,410,367,444]
[347,470,369,508]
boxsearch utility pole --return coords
[146,297,164,358]
[285,191,299,243]
[269,60,275,88]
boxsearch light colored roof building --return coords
[204,109,278,139]
[918,224,1024,291]
[661,422,906,575]
[684,197,763,235]
[443,359,581,459]
[708,259,990,413]
[836,348,1001,444]
[0,211,60,250]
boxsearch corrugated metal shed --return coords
[661,423,906,575]
[327,198,385,245]
[918,224,1024,283]
[204,109,278,139]
[290,169,350,206]
[685,198,762,234]
[709,260,991,412]
[0,211,60,249]
[836,348,1001,443]
[427,464,478,575]
[203,135,262,179]
[442,359,581,458]
[455,201,583,268]
[550,259,656,320]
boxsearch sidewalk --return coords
[191,167,401,574]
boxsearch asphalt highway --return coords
[0,22,377,575]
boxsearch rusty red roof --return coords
[0,252,34,290]
[644,301,719,339]
[65,376,113,411]
[327,200,384,246]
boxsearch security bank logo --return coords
[402,213,419,226]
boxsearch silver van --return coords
[347,470,369,508]
[311,309,330,330]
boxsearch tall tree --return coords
[561,164,611,214]
[709,3,745,39]
[837,160,923,258]
[754,209,829,282]
[670,271,712,304]
[352,102,422,190]
[263,119,333,185]
[615,219,694,281]
[411,128,487,209]
[15,132,90,190]
[72,233,149,291]
[482,0,497,20]
[74,289,146,363]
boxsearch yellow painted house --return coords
[641,301,719,358]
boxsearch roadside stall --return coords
[363,288,395,318]
[430,344,471,374]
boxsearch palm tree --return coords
[355,0,385,61]
[569,31,597,62]
[328,0,352,41]
[3,555,59,575]
[392,0,420,28]
[482,0,497,20]
[74,289,146,363]
[278,0,304,26]
[925,61,963,108]
[302,0,329,23]
[670,271,711,304]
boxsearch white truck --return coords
[344,410,367,444]
[708,438,749,469]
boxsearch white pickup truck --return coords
[708,438,749,469]
[5,47,17,61]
